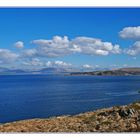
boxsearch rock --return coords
[119,108,135,117]
[110,110,117,116]
[98,112,109,116]
[128,108,135,115]
[95,125,100,130]
[130,123,137,129]
[136,115,140,121]
[119,108,128,117]
[114,113,121,120]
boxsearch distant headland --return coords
[69,67,140,76]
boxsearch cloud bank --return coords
[29,36,121,58]
[22,59,72,69]
[1,30,140,69]
[46,60,72,68]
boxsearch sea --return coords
[0,74,140,123]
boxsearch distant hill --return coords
[39,67,74,73]
[0,67,10,72]
[0,67,79,75]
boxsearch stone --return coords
[98,112,109,116]
[114,113,121,120]
[95,125,100,130]
[119,108,135,117]
[136,115,140,121]
[127,109,135,116]
[119,108,128,117]
[110,110,117,116]
[130,123,137,129]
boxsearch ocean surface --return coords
[0,74,140,123]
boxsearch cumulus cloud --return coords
[22,58,43,66]
[125,41,140,55]
[31,36,71,57]
[95,50,109,55]
[123,64,128,67]
[0,49,18,63]
[22,58,72,68]
[0,36,124,68]
[119,26,140,39]
[22,49,37,57]
[82,64,93,69]
[30,36,121,58]
[46,60,72,68]
[119,26,140,56]
[14,41,24,49]
[71,37,121,56]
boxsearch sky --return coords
[1,8,140,70]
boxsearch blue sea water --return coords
[0,74,140,123]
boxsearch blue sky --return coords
[0,8,140,70]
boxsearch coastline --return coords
[0,101,140,132]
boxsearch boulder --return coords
[119,108,135,117]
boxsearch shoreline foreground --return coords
[0,101,140,132]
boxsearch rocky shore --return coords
[0,101,140,132]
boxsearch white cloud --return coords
[22,58,43,66]
[0,35,124,68]
[0,49,18,63]
[110,64,118,67]
[125,41,140,55]
[95,65,99,68]
[82,64,93,69]
[46,60,72,68]
[32,36,69,48]
[23,59,72,69]
[70,44,81,53]
[14,41,24,49]
[30,36,121,58]
[95,50,109,55]
[32,36,71,57]
[22,49,37,57]
[119,26,140,39]
[119,26,140,56]
[111,45,122,54]
[46,61,52,67]
[54,60,71,67]
[71,37,121,56]
[123,64,128,67]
